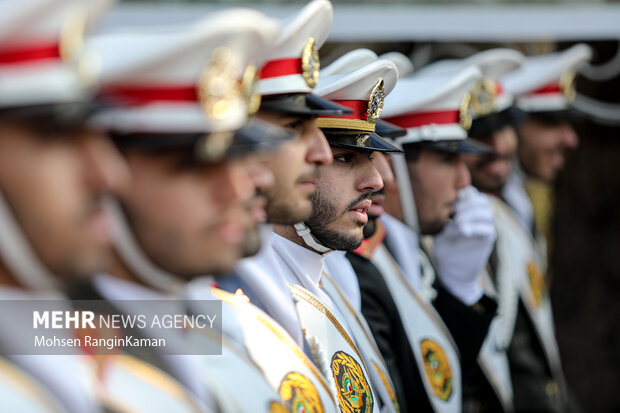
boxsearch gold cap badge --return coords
[367,78,385,124]
[60,8,87,64]
[356,134,371,148]
[194,131,234,163]
[241,64,261,115]
[459,92,473,131]
[198,47,244,121]
[559,70,576,102]
[301,37,320,88]
[470,78,497,118]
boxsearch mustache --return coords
[82,195,105,222]
[476,154,512,168]
[370,188,385,199]
[296,167,319,184]
[345,192,373,211]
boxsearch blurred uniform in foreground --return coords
[78,5,345,412]
[0,0,130,411]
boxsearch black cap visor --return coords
[415,138,492,155]
[0,101,105,134]
[375,119,407,139]
[324,130,403,154]
[111,118,294,162]
[259,93,353,117]
[525,108,581,125]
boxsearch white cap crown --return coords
[88,9,280,134]
[258,0,333,96]
[503,44,592,112]
[382,66,482,145]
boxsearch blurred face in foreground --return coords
[0,114,128,281]
[408,147,470,235]
[304,145,383,251]
[465,125,518,194]
[516,116,578,182]
[119,146,272,277]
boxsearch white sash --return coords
[189,327,286,412]
[209,287,339,413]
[372,245,462,413]
[0,357,65,413]
[98,354,208,413]
[478,269,515,412]
[289,283,380,413]
[490,198,566,392]
[322,272,401,413]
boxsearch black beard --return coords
[363,215,379,239]
[305,190,369,251]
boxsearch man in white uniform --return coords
[0,0,130,411]
[464,45,592,413]
[73,8,343,412]
[268,58,405,413]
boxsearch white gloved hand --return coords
[432,185,497,305]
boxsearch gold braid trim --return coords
[289,284,364,364]
[211,287,332,397]
[314,118,375,132]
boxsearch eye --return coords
[284,119,304,134]
[334,153,354,163]
[440,152,459,164]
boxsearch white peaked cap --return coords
[461,48,524,114]
[87,9,280,134]
[259,0,332,96]
[0,0,116,108]
[379,51,414,78]
[314,59,398,133]
[503,43,592,112]
[415,49,523,115]
[382,65,482,145]
[321,48,378,76]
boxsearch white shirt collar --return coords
[272,233,327,288]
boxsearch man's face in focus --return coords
[306,145,383,251]
[516,116,578,182]
[464,125,518,194]
[255,111,333,224]
[408,148,470,235]
[120,148,271,277]
[0,116,128,280]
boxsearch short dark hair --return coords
[402,143,422,162]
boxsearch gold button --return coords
[545,380,559,396]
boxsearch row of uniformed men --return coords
[0,0,589,412]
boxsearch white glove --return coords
[432,186,497,305]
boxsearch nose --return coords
[372,152,394,186]
[492,126,518,157]
[455,157,471,190]
[560,123,579,150]
[82,130,130,197]
[213,159,257,206]
[358,153,384,193]
[305,120,333,166]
